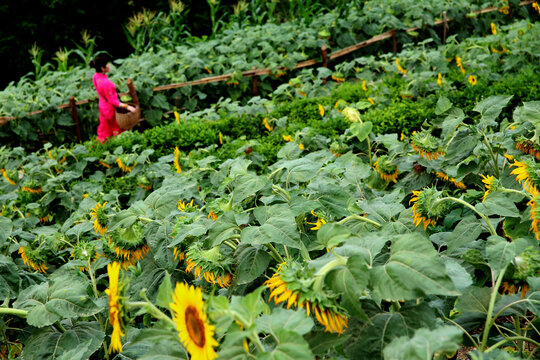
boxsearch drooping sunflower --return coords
[499,5,510,14]
[263,118,274,132]
[491,22,497,35]
[435,171,466,190]
[71,241,101,272]
[342,107,361,123]
[455,56,466,74]
[395,58,407,75]
[374,155,399,183]
[510,158,540,195]
[21,179,43,194]
[411,130,444,160]
[515,136,540,160]
[480,174,499,202]
[437,73,443,87]
[107,223,150,267]
[174,111,181,124]
[137,174,153,191]
[265,261,348,335]
[18,245,48,273]
[116,154,137,173]
[208,211,218,221]
[305,210,327,231]
[170,283,218,360]
[105,262,126,354]
[318,104,325,117]
[409,187,449,230]
[362,80,368,91]
[2,169,17,185]
[282,134,294,142]
[178,199,198,212]
[174,147,182,174]
[184,245,233,288]
[527,192,540,241]
[90,202,108,236]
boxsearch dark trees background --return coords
[0,0,236,89]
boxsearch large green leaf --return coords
[345,303,438,360]
[22,321,104,360]
[241,207,301,249]
[446,215,484,252]
[145,221,177,271]
[0,216,12,242]
[475,193,519,218]
[473,95,512,128]
[235,244,271,285]
[0,255,20,299]
[257,329,314,360]
[232,173,266,204]
[486,236,530,279]
[109,201,154,231]
[382,326,462,360]
[13,269,101,327]
[256,307,314,336]
[370,234,459,300]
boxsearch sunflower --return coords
[170,283,218,360]
[435,171,466,189]
[116,155,137,173]
[305,210,327,231]
[455,56,466,74]
[411,131,444,160]
[99,160,111,169]
[105,262,125,354]
[395,58,407,75]
[468,75,477,86]
[282,134,294,142]
[2,169,17,185]
[367,98,375,105]
[263,118,274,132]
[515,137,540,160]
[510,159,540,195]
[90,202,108,236]
[219,132,223,145]
[491,22,497,35]
[318,104,325,117]
[71,241,100,272]
[21,186,42,194]
[174,247,186,261]
[480,174,498,202]
[501,281,529,299]
[409,188,449,230]
[178,199,198,212]
[174,111,181,124]
[18,246,48,273]
[174,147,182,174]
[265,262,348,335]
[499,5,510,14]
[331,73,345,83]
[208,211,218,221]
[184,245,233,288]
[375,156,399,183]
[342,107,361,123]
[527,192,540,241]
[437,73,443,87]
[107,223,150,266]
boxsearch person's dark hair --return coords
[90,55,111,72]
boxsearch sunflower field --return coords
[1,1,540,360]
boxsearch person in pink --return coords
[91,55,136,143]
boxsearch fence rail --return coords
[0,0,533,130]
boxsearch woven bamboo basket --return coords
[115,105,140,130]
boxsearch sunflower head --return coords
[409,187,449,230]
[18,242,49,273]
[136,174,153,191]
[510,158,540,195]
[527,192,540,240]
[21,178,43,194]
[468,75,477,86]
[374,155,399,182]
[71,241,100,271]
[116,154,137,173]
[105,262,127,354]
[305,210,327,231]
[480,174,499,202]
[107,222,150,265]
[265,261,349,335]
[2,169,18,185]
[90,202,108,236]
[435,171,466,189]
[185,244,233,288]
[170,282,218,360]
[411,130,444,160]
[342,107,361,123]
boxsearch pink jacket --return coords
[93,73,123,142]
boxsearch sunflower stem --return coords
[485,336,540,353]
[480,264,508,351]
[499,187,532,200]
[481,132,500,178]
[338,214,381,228]
[264,243,284,263]
[223,240,237,250]
[0,308,28,318]
[127,299,177,329]
[437,197,497,236]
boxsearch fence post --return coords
[442,11,449,44]
[69,97,81,142]
[391,30,397,53]
[321,44,329,84]
[127,79,139,107]
[252,66,259,96]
